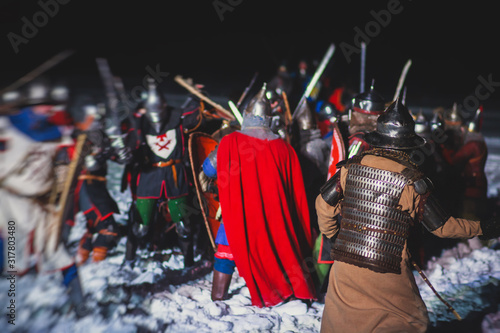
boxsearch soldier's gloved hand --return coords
[479,217,500,240]
[109,134,126,150]
[109,135,132,164]
[116,147,132,164]
[84,154,99,171]
[199,169,210,192]
[132,223,149,238]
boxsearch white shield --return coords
[146,129,177,159]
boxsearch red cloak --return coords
[217,131,316,307]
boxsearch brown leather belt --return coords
[78,174,107,182]
[152,159,183,188]
[152,159,182,167]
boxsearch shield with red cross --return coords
[146,129,177,159]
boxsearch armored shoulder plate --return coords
[320,170,343,206]
[400,167,433,195]
[420,193,450,232]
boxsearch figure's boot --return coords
[92,246,108,262]
[211,270,232,301]
[168,197,194,267]
[76,232,93,266]
[125,236,138,261]
[125,201,143,263]
[92,223,119,262]
[175,217,194,267]
[178,234,194,268]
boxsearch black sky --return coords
[1,0,500,109]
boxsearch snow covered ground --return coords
[1,135,500,333]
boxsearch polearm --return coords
[281,91,292,126]
[292,43,336,118]
[52,133,91,251]
[360,42,366,93]
[95,58,123,136]
[411,260,462,321]
[174,75,236,121]
[0,49,75,96]
[95,58,119,114]
[227,71,258,125]
[0,49,75,115]
[236,71,258,109]
[393,59,412,102]
[113,75,132,116]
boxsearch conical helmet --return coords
[1,90,21,106]
[142,77,168,133]
[414,109,429,135]
[268,64,292,96]
[21,77,53,106]
[430,109,443,132]
[351,80,386,115]
[294,98,316,130]
[467,106,483,133]
[444,103,463,128]
[72,94,104,131]
[364,98,426,150]
[244,83,272,118]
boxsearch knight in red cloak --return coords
[203,83,317,307]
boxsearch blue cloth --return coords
[0,231,3,273]
[315,100,324,113]
[8,107,62,142]
[203,156,217,178]
[214,222,229,246]
[62,264,78,287]
[214,257,236,275]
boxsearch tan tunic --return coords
[316,154,483,333]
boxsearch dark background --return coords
[1,0,500,111]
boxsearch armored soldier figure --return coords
[316,98,499,332]
[68,97,130,264]
[440,106,488,219]
[267,64,293,97]
[0,78,89,317]
[122,78,204,268]
[345,82,386,158]
[203,83,317,307]
[294,98,331,177]
[266,88,290,142]
[435,103,470,215]
[292,97,332,245]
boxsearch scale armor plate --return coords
[333,163,412,274]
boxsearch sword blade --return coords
[293,43,336,117]
[236,72,258,109]
[95,58,122,135]
[393,59,412,102]
[228,100,244,125]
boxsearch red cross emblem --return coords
[155,133,172,151]
[146,129,177,159]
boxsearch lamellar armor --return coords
[320,149,434,274]
[319,99,447,274]
[333,162,412,274]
